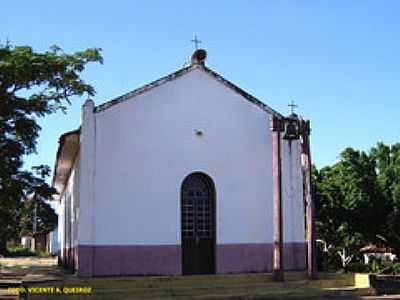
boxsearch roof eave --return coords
[202,66,283,118]
[52,128,81,200]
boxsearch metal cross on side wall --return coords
[288,100,298,114]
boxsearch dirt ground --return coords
[0,257,57,268]
[1,257,400,299]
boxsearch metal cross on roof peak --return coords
[191,35,202,50]
[288,100,298,114]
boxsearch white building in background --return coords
[21,236,32,250]
[52,49,312,277]
[48,226,59,255]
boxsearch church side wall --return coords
[77,68,306,276]
[58,189,64,263]
[58,153,80,272]
[77,100,96,276]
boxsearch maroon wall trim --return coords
[75,243,306,277]
[77,245,181,277]
[59,247,76,272]
[283,242,307,271]
[217,242,306,274]
[77,245,94,277]
[217,243,272,273]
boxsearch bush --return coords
[370,259,386,273]
[345,260,400,275]
[6,245,51,258]
[6,245,36,257]
[392,262,400,274]
[377,261,400,275]
[317,246,344,272]
[345,262,370,273]
[35,250,51,258]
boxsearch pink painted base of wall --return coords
[75,243,306,277]
[77,245,181,277]
[217,242,306,273]
[59,247,76,272]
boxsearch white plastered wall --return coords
[281,139,305,243]
[58,153,80,259]
[77,67,305,247]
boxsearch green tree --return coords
[314,147,388,268]
[339,148,387,242]
[370,142,400,254]
[19,198,58,237]
[0,43,102,254]
[18,165,58,237]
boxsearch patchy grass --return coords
[0,257,57,269]
[25,272,373,300]
[0,263,375,300]
[5,246,52,258]
[58,272,359,297]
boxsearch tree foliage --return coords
[314,143,400,270]
[0,43,102,253]
[370,143,400,252]
[19,194,58,237]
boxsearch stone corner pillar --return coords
[78,98,96,277]
[301,120,317,280]
[269,114,284,281]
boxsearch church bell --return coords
[283,119,300,140]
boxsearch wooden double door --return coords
[181,173,215,275]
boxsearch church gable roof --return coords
[202,66,282,117]
[95,63,283,118]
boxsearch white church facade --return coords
[52,50,315,277]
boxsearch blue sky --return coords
[2,0,400,175]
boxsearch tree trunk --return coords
[0,238,7,255]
